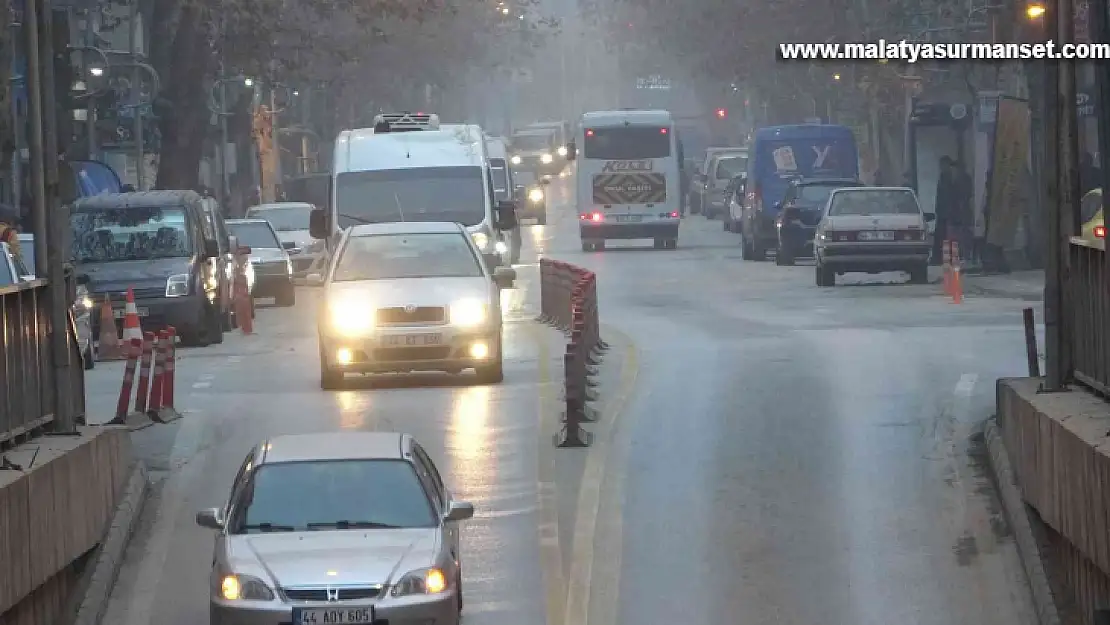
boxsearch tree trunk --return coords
[154,5,211,189]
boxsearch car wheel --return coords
[909,263,929,284]
[815,264,835,287]
[666,238,678,249]
[581,241,593,252]
[752,238,767,261]
[83,341,95,370]
[775,245,795,266]
[741,233,753,260]
[475,348,504,384]
[276,282,296,307]
[208,302,225,344]
[723,218,731,231]
[536,211,547,225]
[319,346,344,390]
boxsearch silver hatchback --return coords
[196,432,475,625]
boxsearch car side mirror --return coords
[773,201,783,210]
[492,266,516,288]
[495,200,518,229]
[305,273,325,286]
[309,207,328,239]
[281,241,296,250]
[444,500,475,522]
[565,142,576,161]
[540,178,551,186]
[923,212,936,222]
[237,245,252,255]
[195,507,224,530]
[204,239,219,259]
[75,273,90,286]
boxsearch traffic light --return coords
[715,108,727,119]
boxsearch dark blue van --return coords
[740,124,859,260]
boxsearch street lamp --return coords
[89,66,104,77]
[1026,2,1046,18]
[243,77,254,87]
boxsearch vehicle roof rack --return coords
[372,112,440,133]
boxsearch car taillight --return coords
[580,212,603,222]
[897,230,925,241]
[1096,224,1106,238]
[669,211,679,218]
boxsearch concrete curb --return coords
[72,463,149,625]
[983,418,1062,625]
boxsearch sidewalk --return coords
[961,269,1044,301]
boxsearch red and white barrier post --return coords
[134,332,155,415]
[147,330,167,418]
[158,327,179,421]
[109,337,143,424]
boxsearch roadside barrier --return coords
[107,327,180,427]
[96,294,124,361]
[121,287,143,342]
[234,260,253,335]
[538,258,609,448]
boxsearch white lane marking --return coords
[192,382,211,389]
[198,373,215,381]
[227,356,242,363]
[955,373,978,397]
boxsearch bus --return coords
[568,109,682,251]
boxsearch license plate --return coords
[113,307,148,318]
[383,333,442,346]
[293,605,375,625]
[614,214,642,223]
[858,230,895,241]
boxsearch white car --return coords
[308,221,516,388]
[813,187,935,287]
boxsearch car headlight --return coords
[472,231,489,251]
[510,155,522,165]
[75,285,93,311]
[540,153,553,164]
[166,274,190,297]
[557,145,568,157]
[391,567,448,597]
[219,573,275,601]
[528,188,544,203]
[450,298,487,327]
[329,295,374,336]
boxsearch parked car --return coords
[8,235,95,369]
[71,190,229,347]
[690,147,747,215]
[226,219,296,307]
[200,196,238,330]
[245,202,323,276]
[773,177,865,265]
[814,187,934,286]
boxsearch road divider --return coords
[108,328,182,428]
[538,258,609,448]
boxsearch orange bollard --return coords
[951,241,963,304]
[941,240,952,296]
[97,294,124,361]
[235,268,253,335]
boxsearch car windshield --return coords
[333,232,483,281]
[230,459,437,534]
[511,134,552,151]
[715,156,748,179]
[335,167,486,228]
[799,183,859,204]
[228,222,281,249]
[828,190,921,216]
[1081,189,1102,223]
[584,127,671,160]
[246,205,313,231]
[70,207,192,263]
[489,159,510,200]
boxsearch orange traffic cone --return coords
[96,294,124,361]
[121,287,144,342]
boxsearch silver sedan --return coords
[195,431,475,625]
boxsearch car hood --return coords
[824,214,924,230]
[275,230,313,248]
[77,257,191,294]
[326,276,492,307]
[231,528,440,588]
[250,248,288,263]
[513,149,552,157]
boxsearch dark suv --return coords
[774,178,865,265]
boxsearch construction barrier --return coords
[108,327,181,427]
[96,293,124,361]
[538,258,609,448]
[942,239,963,304]
[234,256,254,335]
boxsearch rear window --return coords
[798,183,860,204]
[228,221,281,249]
[489,159,510,200]
[583,127,671,160]
[828,190,920,216]
[758,137,857,181]
[715,156,747,179]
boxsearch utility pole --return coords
[1043,0,1067,390]
[300,88,310,174]
[219,77,230,204]
[1093,0,1110,294]
[83,0,95,160]
[128,0,142,188]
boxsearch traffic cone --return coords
[96,294,124,361]
[121,288,143,343]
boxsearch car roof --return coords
[227,218,273,225]
[258,432,410,464]
[832,186,914,193]
[347,221,466,236]
[794,177,863,186]
[580,109,672,127]
[248,202,314,211]
[334,126,486,173]
[73,189,202,211]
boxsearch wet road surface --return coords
[97,173,1039,625]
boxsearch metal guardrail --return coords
[1069,237,1110,396]
[0,278,86,445]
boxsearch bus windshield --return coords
[583,127,671,160]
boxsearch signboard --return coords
[636,75,671,90]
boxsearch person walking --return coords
[931,156,955,265]
[948,159,974,263]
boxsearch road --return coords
[96,172,1040,625]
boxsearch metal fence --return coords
[0,279,85,445]
[1069,237,1110,395]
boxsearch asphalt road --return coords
[96,172,1040,625]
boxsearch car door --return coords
[410,444,459,558]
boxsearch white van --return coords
[309,113,518,267]
[567,109,682,251]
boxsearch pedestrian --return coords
[0,204,24,267]
[931,156,955,265]
[1080,151,1101,196]
[948,159,974,262]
